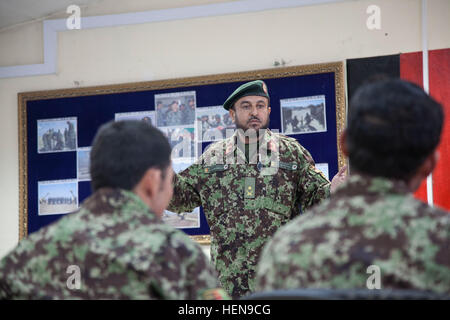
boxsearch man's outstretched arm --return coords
[167,165,202,214]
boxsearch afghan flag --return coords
[346,48,450,210]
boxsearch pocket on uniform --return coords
[201,164,229,226]
[264,199,291,227]
[272,161,299,217]
[245,197,291,219]
[263,199,291,218]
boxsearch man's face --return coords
[171,103,179,112]
[229,96,271,132]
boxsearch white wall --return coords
[0,0,449,257]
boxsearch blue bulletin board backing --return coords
[18,62,346,244]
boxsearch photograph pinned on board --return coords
[77,147,91,181]
[38,179,78,216]
[155,91,196,127]
[162,158,200,229]
[159,126,197,160]
[37,117,77,153]
[114,110,155,126]
[280,95,327,135]
[315,163,329,180]
[195,105,235,142]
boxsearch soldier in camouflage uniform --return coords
[66,121,76,149]
[168,80,346,298]
[0,121,227,300]
[255,79,450,294]
[165,101,183,126]
[185,98,196,125]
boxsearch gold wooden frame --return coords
[18,61,346,244]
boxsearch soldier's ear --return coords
[135,168,160,199]
[132,169,154,211]
[417,150,439,180]
[229,108,236,123]
[408,150,439,192]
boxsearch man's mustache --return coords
[248,117,260,123]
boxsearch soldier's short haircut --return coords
[347,78,443,181]
[90,120,171,191]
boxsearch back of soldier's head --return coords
[347,78,443,181]
[90,120,171,192]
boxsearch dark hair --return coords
[347,78,443,181]
[90,120,171,191]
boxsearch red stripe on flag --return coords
[430,49,450,210]
[400,49,450,210]
[400,51,428,204]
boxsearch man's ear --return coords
[418,150,439,179]
[137,168,161,198]
[339,130,349,157]
[408,150,439,192]
[229,108,236,123]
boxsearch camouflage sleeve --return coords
[0,247,37,299]
[296,144,331,213]
[0,260,13,299]
[167,165,203,213]
[151,229,229,300]
[183,243,230,300]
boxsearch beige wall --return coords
[0,0,449,257]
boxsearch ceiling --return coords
[0,0,352,32]
[0,0,97,30]
[0,0,238,31]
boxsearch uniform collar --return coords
[333,173,411,197]
[82,188,159,221]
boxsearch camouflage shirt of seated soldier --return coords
[255,79,450,295]
[0,120,228,300]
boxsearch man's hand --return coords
[330,165,348,193]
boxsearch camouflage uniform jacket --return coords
[0,188,223,299]
[165,110,182,127]
[168,129,330,298]
[255,174,450,294]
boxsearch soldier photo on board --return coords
[115,110,155,126]
[281,95,327,135]
[195,105,236,142]
[77,147,91,181]
[155,91,196,127]
[159,126,196,160]
[37,117,77,153]
[38,180,78,216]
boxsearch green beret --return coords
[223,80,270,111]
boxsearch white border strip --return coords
[0,0,349,79]
[422,0,433,207]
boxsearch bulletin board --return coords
[18,62,346,244]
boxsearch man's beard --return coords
[234,115,270,140]
[235,115,270,131]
